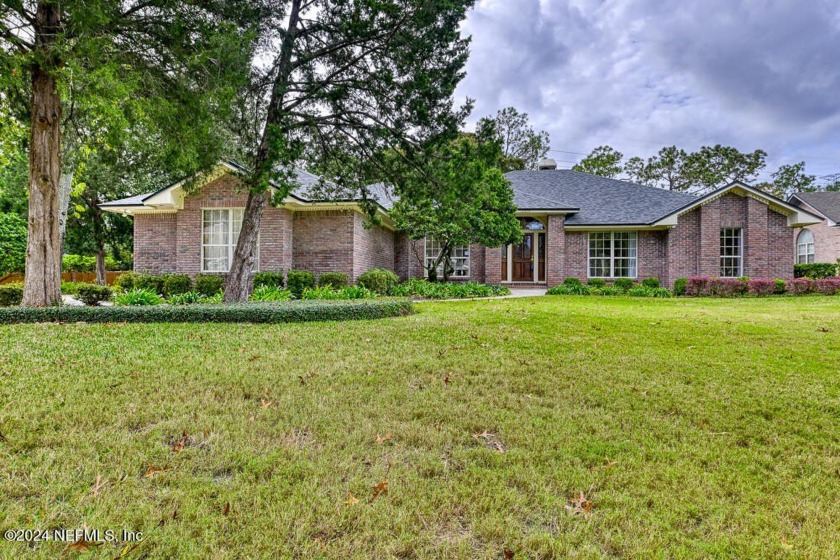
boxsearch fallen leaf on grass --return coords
[344,492,360,506]
[443,373,451,385]
[113,541,144,559]
[144,464,166,478]
[91,475,108,496]
[817,326,830,333]
[566,490,593,518]
[372,479,389,500]
[376,432,392,445]
[260,399,274,409]
[222,502,230,516]
[504,549,515,559]
[67,539,102,552]
[171,432,190,453]
[473,431,505,453]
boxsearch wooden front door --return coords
[512,233,534,282]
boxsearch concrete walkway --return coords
[506,288,548,298]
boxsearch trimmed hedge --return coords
[163,274,192,297]
[794,262,838,279]
[287,270,316,298]
[195,274,224,296]
[357,269,399,295]
[391,279,509,299]
[318,272,349,289]
[0,283,24,306]
[76,284,113,305]
[0,299,414,324]
[253,271,285,289]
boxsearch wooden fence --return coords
[0,271,127,286]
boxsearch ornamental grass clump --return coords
[114,288,164,306]
[250,286,293,302]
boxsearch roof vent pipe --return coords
[538,158,557,170]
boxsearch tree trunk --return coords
[95,251,106,285]
[91,196,107,285]
[59,169,73,242]
[223,191,266,302]
[23,2,63,307]
[223,0,302,302]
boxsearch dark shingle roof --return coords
[505,169,698,225]
[791,191,840,222]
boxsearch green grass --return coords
[0,296,838,559]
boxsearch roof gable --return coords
[789,191,840,223]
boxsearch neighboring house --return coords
[787,192,840,265]
[101,159,821,287]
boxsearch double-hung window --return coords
[720,228,742,277]
[202,208,257,272]
[425,238,470,278]
[588,232,637,278]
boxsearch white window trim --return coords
[719,228,743,278]
[587,231,638,279]
[201,208,259,273]
[423,237,470,279]
[796,229,815,264]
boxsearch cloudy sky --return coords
[455,0,840,181]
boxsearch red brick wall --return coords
[292,210,355,278]
[563,232,588,281]
[638,230,668,282]
[664,192,795,285]
[133,213,177,274]
[352,213,396,280]
[546,215,565,286]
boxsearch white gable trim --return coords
[651,182,823,228]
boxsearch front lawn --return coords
[0,297,838,558]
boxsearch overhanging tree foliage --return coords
[222,0,475,302]
[476,106,550,171]
[572,145,624,179]
[0,1,253,305]
[390,134,521,282]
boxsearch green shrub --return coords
[113,272,138,292]
[168,291,202,305]
[794,262,838,279]
[390,279,509,299]
[133,274,165,295]
[0,283,23,306]
[613,278,635,291]
[76,284,113,305]
[195,274,224,297]
[286,270,316,298]
[548,284,591,295]
[0,213,27,275]
[61,281,84,295]
[253,271,285,289]
[114,288,164,306]
[673,278,688,296]
[163,274,192,297]
[774,278,787,294]
[598,286,624,296]
[357,269,399,295]
[628,286,672,298]
[62,254,96,273]
[302,286,343,300]
[341,286,376,299]
[587,278,606,288]
[0,300,414,324]
[563,277,583,287]
[250,285,293,302]
[318,272,349,289]
[642,277,660,289]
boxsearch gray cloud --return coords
[456,0,840,178]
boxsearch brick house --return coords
[101,160,821,287]
[787,192,840,265]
